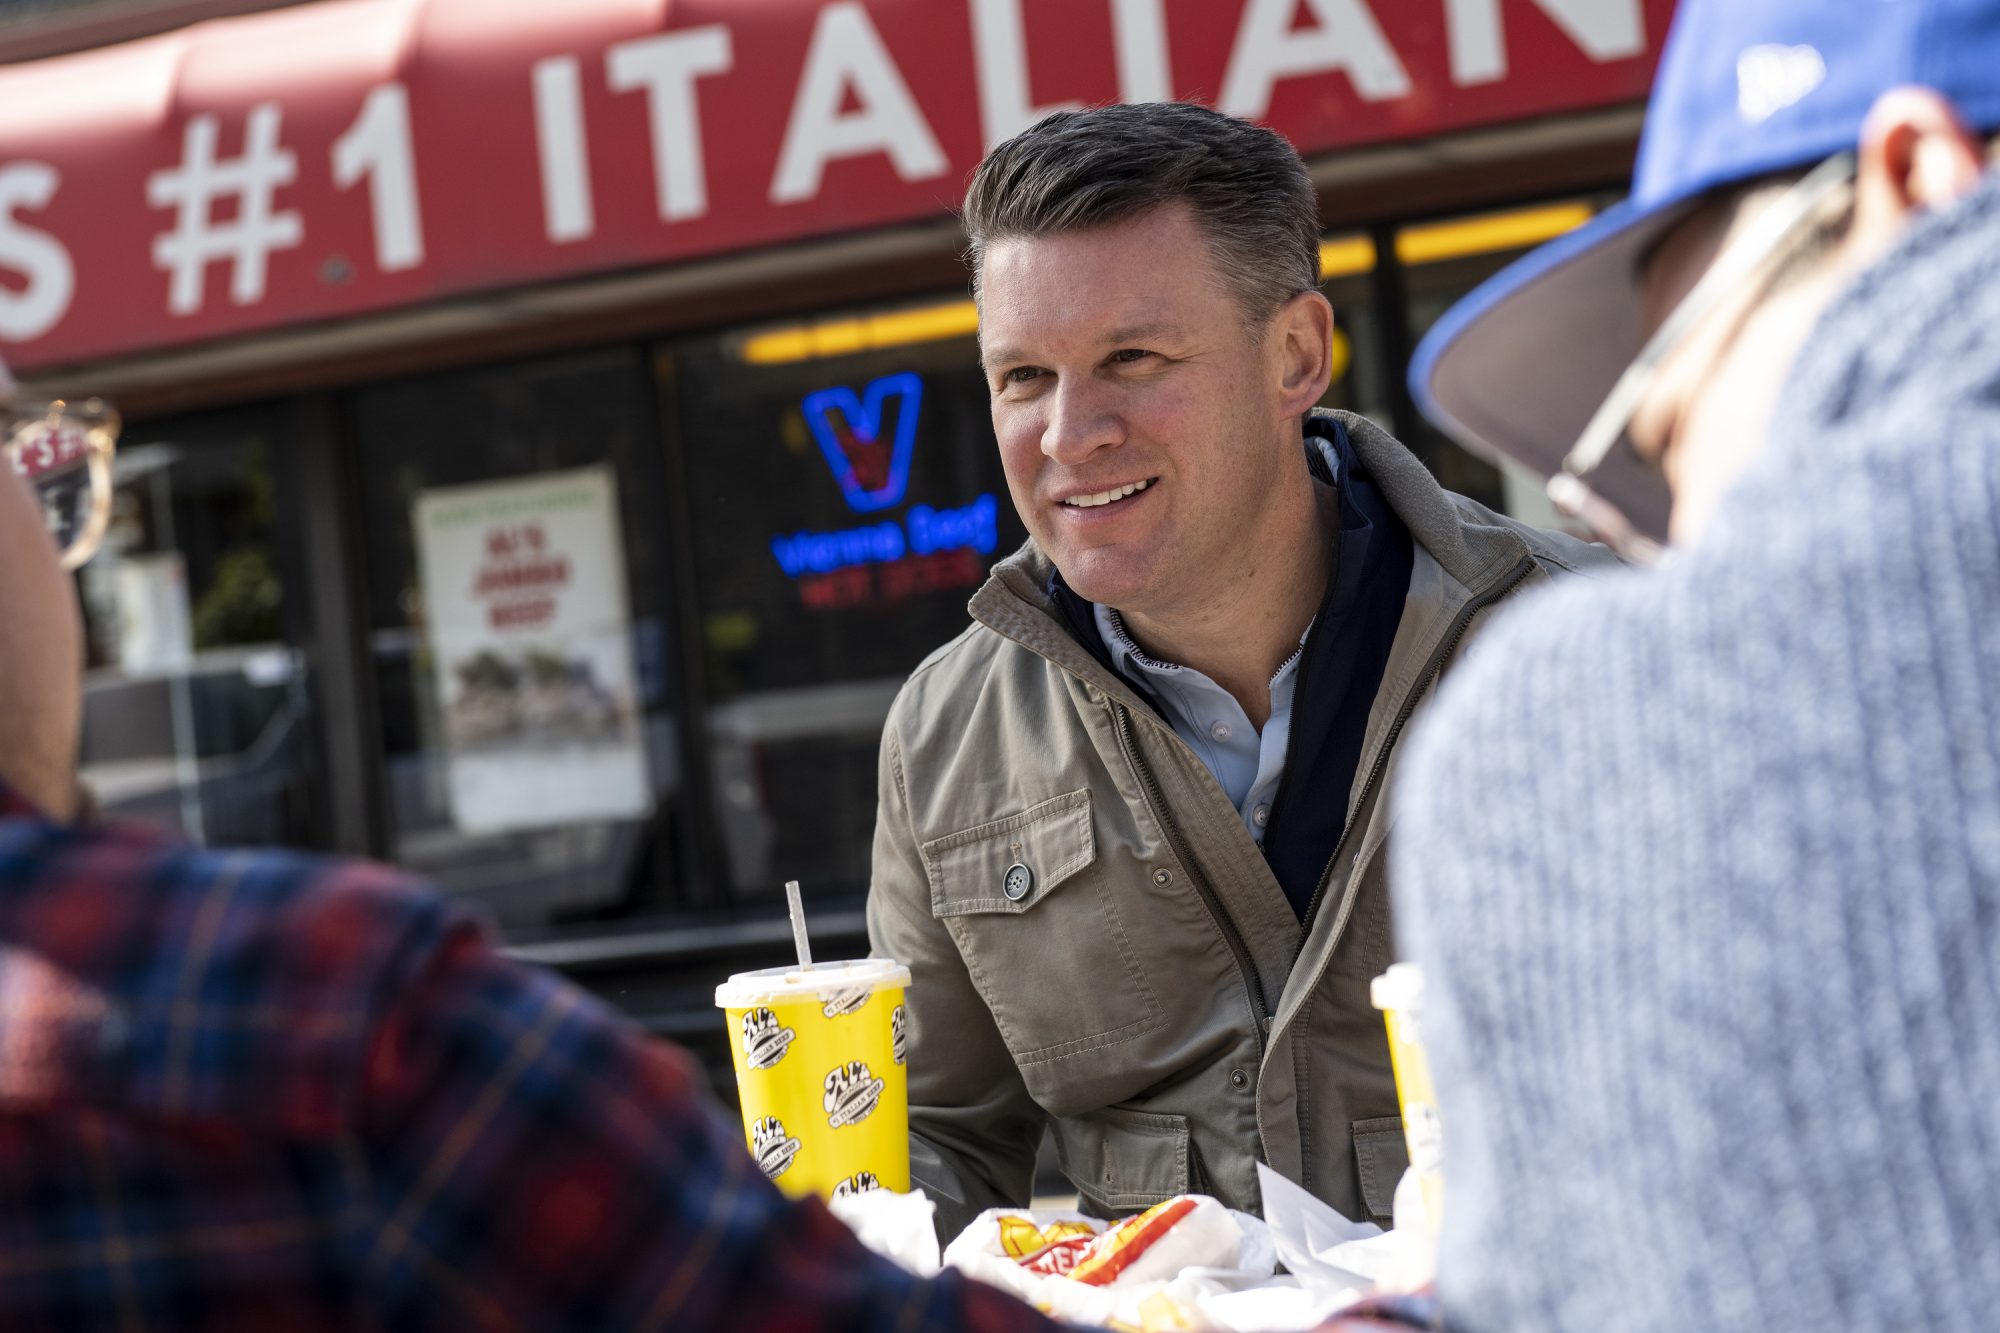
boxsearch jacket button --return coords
[1229,1069,1250,1090]
[1003,863,1034,901]
[1151,868,1172,887]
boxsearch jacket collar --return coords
[1327,409,1534,591]
[970,410,1532,683]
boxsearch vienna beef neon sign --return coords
[771,373,999,610]
[768,497,1000,578]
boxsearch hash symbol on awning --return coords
[146,103,304,317]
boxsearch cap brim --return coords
[1409,197,1694,542]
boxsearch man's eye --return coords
[1110,349,1152,365]
[1003,366,1043,385]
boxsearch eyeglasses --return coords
[3,398,121,571]
[1547,152,1860,563]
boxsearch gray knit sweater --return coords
[1390,168,2000,1333]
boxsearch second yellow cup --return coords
[1371,961,1443,1235]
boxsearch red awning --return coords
[0,0,1671,374]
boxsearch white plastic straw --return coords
[785,880,813,968]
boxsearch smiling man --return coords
[865,101,1613,1238]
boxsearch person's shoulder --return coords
[1,815,454,945]
[0,818,485,1133]
[906,618,1007,687]
[895,539,1073,704]
[886,617,1041,734]
[1415,562,1661,768]
[142,825,458,951]
[1443,491,1622,580]
[1473,555,1657,679]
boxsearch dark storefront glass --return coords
[1397,198,1616,524]
[350,347,690,934]
[75,408,318,847]
[1318,231,1391,423]
[668,304,1023,907]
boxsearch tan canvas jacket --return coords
[867,411,1615,1238]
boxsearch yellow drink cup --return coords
[1371,962,1443,1235]
[715,959,912,1201]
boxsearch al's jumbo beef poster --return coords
[414,465,650,834]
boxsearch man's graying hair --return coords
[962,102,1321,327]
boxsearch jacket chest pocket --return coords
[922,790,1166,1067]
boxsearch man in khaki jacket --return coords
[866,102,1611,1239]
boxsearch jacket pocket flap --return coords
[922,790,1095,919]
[1053,1106,1192,1214]
[1351,1115,1409,1226]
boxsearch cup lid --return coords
[1370,962,1426,1013]
[714,958,911,1009]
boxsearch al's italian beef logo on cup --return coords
[716,959,911,1200]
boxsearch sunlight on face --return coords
[1630,195,1852,546]
[978,204,1296,616]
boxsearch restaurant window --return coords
[1317,229,1393,425]
[1395,196,1617,527]
[349,347,689,935]
[75,406,320,848]
[667,299,1023,908]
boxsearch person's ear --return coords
[1273,289,1335,417]
[1852,87,1985,245]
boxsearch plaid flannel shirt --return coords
[0,783,1062,1332]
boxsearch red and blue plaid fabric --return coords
[0,783,1061,1332]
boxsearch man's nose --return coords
[1039,380,1123,467]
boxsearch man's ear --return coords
[1853,87,1985,245]
[1272,289,1335,418]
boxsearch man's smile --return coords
[1053,476,1158,518]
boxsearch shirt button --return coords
[1252,804,1271,828]
[1210,721,1232,741]
[1002,863,1034,901]
[1229,1069,1251,1090]
[1152,868,1173,887]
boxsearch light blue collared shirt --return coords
[1092,430,1345,845]
[1095,603,1307,845]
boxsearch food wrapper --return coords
[943,1195,1282,1328]
[1068,1196,1242,1287]
[1255,1162,1433,1296]
[942,1205,1107,1300]
[826,1187,941,1277]
[930,1172,1436,1327]
[946,1196,1254,1291]
[1165,1274,1360,1332]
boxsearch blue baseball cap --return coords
[1410,0,2000,539]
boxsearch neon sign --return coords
[771,374,1000,597]
[771,495,1000,577]
[802,371,921,514]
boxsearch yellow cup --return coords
[1371,962,1443,1235]
[715,959,912,1200]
